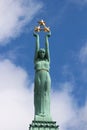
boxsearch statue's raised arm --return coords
[33,32,40,63]
[45,32,51,62]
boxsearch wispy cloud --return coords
[68,0,87,6]
[79,43,87,63]
[78,42,87,82]
[0,0,43,44]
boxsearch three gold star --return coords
[34,20,50,32]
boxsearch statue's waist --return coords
[36,68,49,72]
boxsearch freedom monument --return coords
[29,20,59,130]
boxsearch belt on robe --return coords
[36,69,49,72]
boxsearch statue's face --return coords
[38,49,45,59]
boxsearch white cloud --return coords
[0,59,34,130]
[51,82,76,130]
[51,82,87,130]
[0,0,42,44]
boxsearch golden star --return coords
[38,19,46,26]
[34,26,41,32]
[44,27,50,32]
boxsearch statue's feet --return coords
[34,114,52,121]
[39,113,45,117]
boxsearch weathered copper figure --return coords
[33,20,51,121]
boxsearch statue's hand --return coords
[33,32,39,37]
[46,31,51,37]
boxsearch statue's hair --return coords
[38,48,45,53]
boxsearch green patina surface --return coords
[34,32,51,121]
[29,21,59,130]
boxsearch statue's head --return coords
[38,48,45,59]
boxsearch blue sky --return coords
[0,0,87,130]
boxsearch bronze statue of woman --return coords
[33,31,52,121]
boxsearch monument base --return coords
[29,121,59,130]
